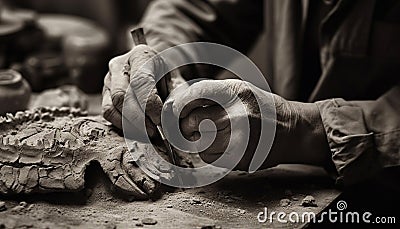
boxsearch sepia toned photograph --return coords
[0,0,399,228]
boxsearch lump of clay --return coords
[301,195,317,207]
[0,107,192,200]
[30,85,88,110]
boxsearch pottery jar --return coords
[0,69,31,115]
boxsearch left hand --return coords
[167,79,331,171]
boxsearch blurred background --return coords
[9,0,150,53]
[0,0,152,115]
[0,0,150,90]
[0,0,266,115]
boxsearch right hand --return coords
[102,44,165,140]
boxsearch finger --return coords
[197,127,230,163]
[102,86,123,130]
[145,116,157,139]
[103,86,155,138]
[124,165,159,195]
[180,105,230,138]
[122,151,159,195]
[109,56,130,112]
[122,87,157,139]
[128,47,163,125]
[107,47,146,113]
[172,80,236,118]
[180,99,218,119]
[106,69,157,139]
[130,71,164,126]
[114,174,148,199]
[103,71,111,89]
[100,147,148,200]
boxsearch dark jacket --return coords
[140,0,400,187]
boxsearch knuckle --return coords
[128,48,155,65]
[108,55,126,70]
[108,58,118,70]
[236,84,255,102]
[241,83,253,94]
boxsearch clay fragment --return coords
[0,108,192,199]
[301,195,317,207]
[280,198,291,207]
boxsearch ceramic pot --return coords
[0,69,31,115]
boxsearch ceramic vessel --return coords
[0,69,31,115]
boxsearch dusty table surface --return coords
[0,164,340,229]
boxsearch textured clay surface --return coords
[0,107,191,199]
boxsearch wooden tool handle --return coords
[130,27,147,46]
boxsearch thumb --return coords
[171,79,242,118]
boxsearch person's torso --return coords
[264,0,400,102]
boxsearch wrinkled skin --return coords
[0,107,192,200]
[167,79,330,171]
[102,44,185,140]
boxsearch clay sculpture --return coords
[0,107,191,199]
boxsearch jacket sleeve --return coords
[139,0,263,79]
[316,84,400,187]
[140,0,263,53]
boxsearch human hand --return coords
[167,79,330,171]
[102,45,175,141]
